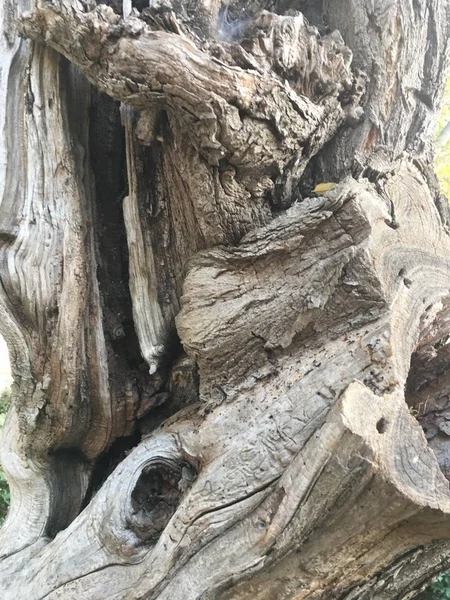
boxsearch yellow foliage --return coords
[435,77,450,199]
[313,182,337,194]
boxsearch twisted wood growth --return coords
[1,0,450,598]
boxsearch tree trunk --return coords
[1,0,450,598]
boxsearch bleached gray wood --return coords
[1,0,450,599]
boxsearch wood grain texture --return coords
[1,0,450,598]
[19,0,363,371]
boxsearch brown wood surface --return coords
[1,0,450,598]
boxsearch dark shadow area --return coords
[81,429,142,509]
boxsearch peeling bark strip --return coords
[1,0,450,598]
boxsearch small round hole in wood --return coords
[128,461,196,543]
[376,418,388,434]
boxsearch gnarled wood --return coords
[1,0,450,598]
[19,0,364,371]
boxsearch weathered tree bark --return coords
[1,0,450,597]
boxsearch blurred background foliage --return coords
[425,574,450,600]
[0,387,11,524]
[435,78,450,199]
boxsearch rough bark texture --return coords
[1,0,450,598]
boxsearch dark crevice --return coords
[298,132,347,199]
[128,461,197,543]
[86,96,199,498]
[89,92,160,426]
[46,448,91,538]
[405,303,450,481]
[376,418,388,434]
[81,429,142,509]
[89,91,135,367]
[406,350,450,482]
